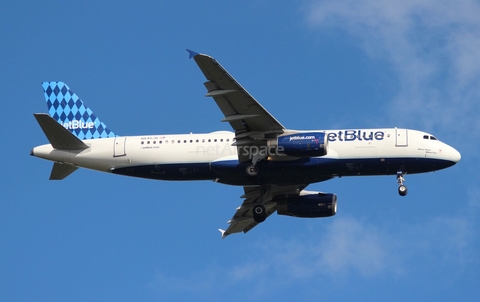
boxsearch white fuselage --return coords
[32,127,461,185]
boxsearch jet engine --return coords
[268,132,328,157]
[277,192,337,218]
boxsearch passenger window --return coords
[220,139,223,142]
[141,141,144,145]
[226,138,229,142]
[184,140,187,143]
[208,139,211,142]
[147,141,150,144]
[159,141,162,144]
[178,140,181,143]
[202,139,205,143]
[153,141,156,144]
[214,139,217,142]
[196,139,199,143]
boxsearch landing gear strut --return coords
[397,171,408,196]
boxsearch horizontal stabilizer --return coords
[50,162,78,180]
[34,113,89,150]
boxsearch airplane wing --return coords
[188,50,286,162]
[219,185,306,238]
[189,50,304,237]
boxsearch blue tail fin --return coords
[42,82,116,140]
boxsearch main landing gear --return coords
[252,204,267,223]
[246,156,267,222]
[397,171,408,196]
[246,164,258,177]
[245,153,265,177]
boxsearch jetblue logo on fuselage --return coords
[289,135,316,141]
[62,120,95,130]
[327,130,384,142]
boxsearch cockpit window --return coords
[423,134,438,140]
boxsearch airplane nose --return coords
[447,146,461,164]
[451,147,461,163]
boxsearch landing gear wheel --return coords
[246,164,258,177]
[396,171,408,197]
[252,205,267,223]
[398,185,408,196]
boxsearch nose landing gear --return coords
[397,171,408,196]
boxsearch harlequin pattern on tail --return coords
[42,82,116,140]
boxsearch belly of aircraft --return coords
[111,156,455,186]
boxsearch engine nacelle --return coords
[277,192,337,218]
[269,132,328,157]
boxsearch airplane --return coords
[31,49,461,238]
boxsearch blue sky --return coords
[1,1,479,301]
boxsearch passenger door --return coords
[114,136,127,157]
[395,128,408,147]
